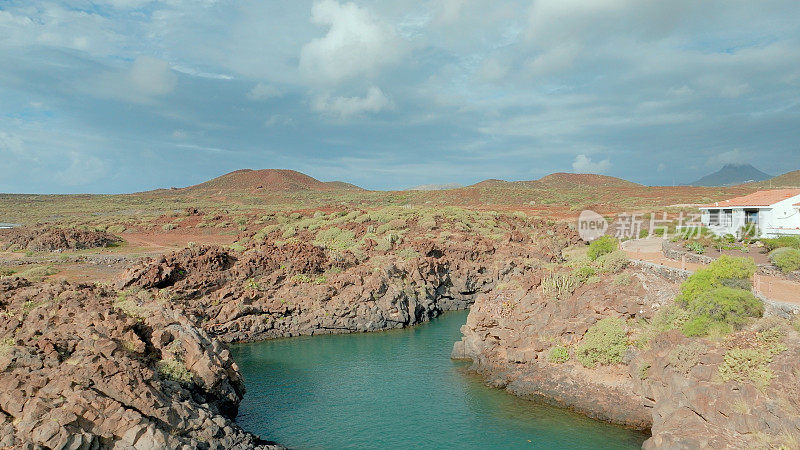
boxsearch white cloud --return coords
[312,87,392,118]
[708,149,751,166]
[299,0,403,84]
[247,83,282,101]
[128,56,177,96]
[572,154,611,174]
[92,56,177,103]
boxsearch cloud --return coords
[93,56,177,103]
[247,83,282,101]
[708,149,751,166]
[572,154,611,174]
[128,56,177,96]
[299,0,403,84]
[311,87,392,118]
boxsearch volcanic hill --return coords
[182,169,363,194]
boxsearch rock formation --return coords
[0,278,280,449]
[453,264,800,448]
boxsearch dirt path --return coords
[623,239,800,306]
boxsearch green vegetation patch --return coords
[576,318,628,368]
[16,264,58,282]
[548,346,570,364]
[156,359,194,385]
[769,247,800,273]
[761,236,800,252]
[0,337,15,356]
[314,227,357,250]
[675,255,761,337]
[541,272,580,301]
[587,236,617,261]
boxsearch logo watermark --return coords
[577,210,608,242]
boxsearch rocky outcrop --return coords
[453,267,676,429]
[0,226,121,252]
[0,278,281,449]
[454,265,800,448]
[116,227,579,343]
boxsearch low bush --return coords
[576,318,627,368]
[769,247,800,273]
[162,223,177,231]
[678,255,756,305]
[587,236,617,261]
[314,227,357,250]
[684,286,763,328]
[156,359,194,384]
[718,348,774,389]
[541,272,580,301]
[548,346,570,364]
[597,250,629,274]
[685,241,705,254]
[761,236,800,252]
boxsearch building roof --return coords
[700,189,800,208]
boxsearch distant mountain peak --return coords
[690,163,771,187]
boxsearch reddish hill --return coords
[536,173,642,188]
[467,173,641,190]
[183,169,363,194]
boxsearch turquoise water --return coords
[231,310,648,449]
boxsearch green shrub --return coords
[395,248,420,260]
[685,241,705,254]
[574,265,596,281]
[0,337,14,356]
[587,236,617,261]
[761,236,800,252]
[548,346,570,364]
[678,255,756,305]
[718,348,774,389]
[769,247,800,273]
[314,227,357,249]
[156,359,194,384]
[681,315,713,337]
[541,272,580,301]
[162,223,177,231]
[597,250,629,274]
[576,318,627,368]
[684,287,763,328]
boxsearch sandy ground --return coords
[624,238,800,306]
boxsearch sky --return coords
[1,0,799,193]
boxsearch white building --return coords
[699,189,800,238]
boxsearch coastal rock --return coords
[454,264,800,448]
[0,278,281,449]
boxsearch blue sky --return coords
[1,0,799,193]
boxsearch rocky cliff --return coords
[453,262,800,448]
[0,278,280,449]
